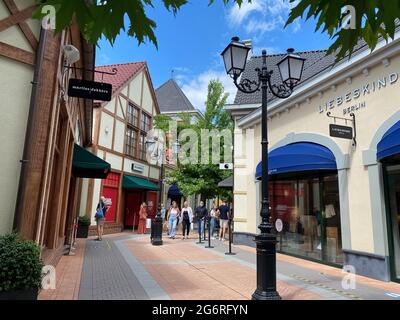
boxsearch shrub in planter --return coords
[0,233,44,300]
[77,215,91,238]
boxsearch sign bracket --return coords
[63,66,118,81]
[327,112,357,147]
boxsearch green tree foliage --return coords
[286,0,400,62]
[34,0,251,47]
[154,80,233,201]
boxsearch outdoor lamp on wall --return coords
[222,37,305,301]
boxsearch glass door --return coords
[384,164,400,282]
[321,174,343,264]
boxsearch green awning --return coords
[72,144,111,179]
[123,175,159,191]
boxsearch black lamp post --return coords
[146,136,181,246]
[221,37,305,300]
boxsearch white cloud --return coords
[180,69,238,112]
[227,0,266,26]
[227,0,300,38]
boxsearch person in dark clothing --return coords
[181,201,193,239]
[218,201,230,241]
[194,201,208,239]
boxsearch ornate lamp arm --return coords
[233,75,261,94]
[267,76,293,99]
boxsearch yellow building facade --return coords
[227,33,400,282]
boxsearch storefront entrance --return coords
[383,161,400,282]
[270,172,343,265]
[125,192,143,230]
[256,142,343,265]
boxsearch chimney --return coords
[243,39,253,59]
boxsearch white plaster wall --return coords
[105,152,123,171]
[113,120,125,154]
[129,72,142,106]
[79,178,89,216]
[149,167,160,180]
[104,97,116,114]
[98,112,114,149]
[141,75,153,114]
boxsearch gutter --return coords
[237,32,400,129]
[13,28,48,233]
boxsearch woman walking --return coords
[209,203,219,240]
[181,201,193,240]
[167,201,180,239]
[137,202,148,234]
[95,196,109,241]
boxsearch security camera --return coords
[63,45,80,65]
[219,163,233,170]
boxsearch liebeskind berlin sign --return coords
[68,79,112,101]
[318,72,398,115]
[329,124,353,140]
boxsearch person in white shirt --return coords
[181,201,193,240]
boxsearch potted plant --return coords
[0,233,43,300]
[77,215,91,238]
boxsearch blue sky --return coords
[96,0,333,110]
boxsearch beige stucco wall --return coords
[234,49,400,255]
[129,72,142,106]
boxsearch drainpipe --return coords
[13,28,48,238]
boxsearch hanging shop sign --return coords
[68,79,112,101]
[329,124,353,140]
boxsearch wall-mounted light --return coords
[105,126,109,134]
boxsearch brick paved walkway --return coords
[39,232,400,300]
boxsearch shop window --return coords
[138,133,146,160]
[141,112,151,132]
[127,103,139,127]
[125,127,138,158]
[270,173,343,265]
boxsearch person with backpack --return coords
[95,196,109,241]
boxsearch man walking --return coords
[218,200,230,241]
[195,201,208,239]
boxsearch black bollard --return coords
[205,217,214,249]
[196,219,202,244]
[225,218,236,255]
[203,219,207,241]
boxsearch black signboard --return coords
[68,79,112,101]
[329,124,353,140]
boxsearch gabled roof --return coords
[155,79,195,113]
[95,62,146,95]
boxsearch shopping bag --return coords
[146,218,152,229]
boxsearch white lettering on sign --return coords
[318,72,399,114]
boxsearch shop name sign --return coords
[318,72,399,115]
[68,79,112,101]
[132,163,145,173]
[329,124,353,140]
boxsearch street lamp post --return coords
[221,37,305,300]
[146,136,181,246]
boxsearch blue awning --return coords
[168,184,182,197]
[255,142,337,179]
[377,120,400,161]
